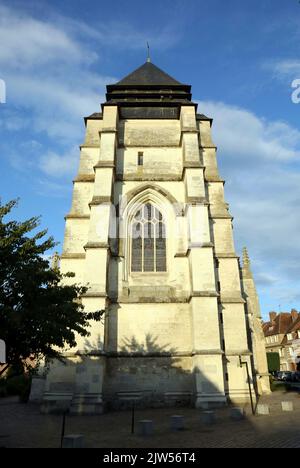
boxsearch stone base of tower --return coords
[39,355,106,415]
[102,355,195,410]
[38,353,248,413]
[69,393,104,415]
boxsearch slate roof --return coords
[105,61,193,109]
[83,61,212,121]
[115,61,184,86]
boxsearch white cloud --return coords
[199,100,300,310]
[0,3,184,180]
[266,59,300,79]
[0,5,97,69]
[39,146,79,178]
[200,101,300,162]
[35,178,72,198]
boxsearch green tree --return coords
[0,199,104,376]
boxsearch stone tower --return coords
[41,61,270,413]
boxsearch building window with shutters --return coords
[131,203,166,273]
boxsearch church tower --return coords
[41,61,270,413]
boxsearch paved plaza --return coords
[0,391,300,448]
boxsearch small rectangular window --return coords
[138,152,143,166]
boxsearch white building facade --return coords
[41,61,270,413]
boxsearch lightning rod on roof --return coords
[147,42,151,62]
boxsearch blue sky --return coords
[0,0,300,319]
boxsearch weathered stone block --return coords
[230,407,245,420]
[170,415,184,431]
[202,410,216,425]
[257,404,270,415]
[138,420,154,436]
[62,434,84,448]
[29,378,46,403]
[281,401,293,412]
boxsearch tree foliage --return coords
[0,199,104,373]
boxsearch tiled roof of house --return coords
[286,315,300,334]
[263,312,297,337]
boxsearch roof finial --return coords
[146,42,151,62]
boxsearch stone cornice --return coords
[215,253,239,259]
[220,295,246,304]
[64,214,90,220]
[100,127,117,133]
[225,350,252,356]
[82,291,107,298]
[117,144,181,149]
[191,291,219,298]
[188,242,214,248]
[83,242,109,250]
[61,253,86,259]
[104,351,192,358]
[174,250,189,258]
[186,196,209,205]
[112,296,190,304]
[205,176,225,183]
[182,161,204,169]
[115,173,182,182]
[89,196,112,206]
[199,145,217,150]
[80,144,100,149]
[94,161,115,169]
[191,349,224,356]
[209,212,233,220]
[73,174,95,182]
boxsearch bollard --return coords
[230,407,245,421]
[281,401,293,412]
[170,415,184,431]
[138,420,154,436]
[202,410,216,425]
[257,404,270,415]
[62,434,84,448]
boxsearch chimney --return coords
[291,309,299,322]
[269,311,277,322]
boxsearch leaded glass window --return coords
[131,203,166,272]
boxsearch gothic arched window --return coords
[131,203,166,272]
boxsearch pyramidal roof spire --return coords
[114,61,184,86]
[105,59,193,111]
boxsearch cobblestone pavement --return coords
[0,391,300,448]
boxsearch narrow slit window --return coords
[138,152,143,166]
